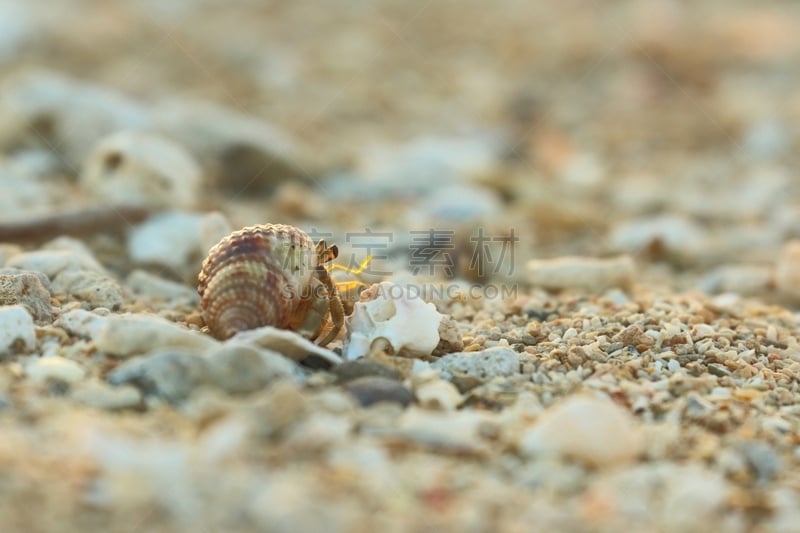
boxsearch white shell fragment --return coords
[343,281,444,361]
[230,326,341,368]
[81,130,202,209]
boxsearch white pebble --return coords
[692,324,716,339]
[414,379,462,411]
[52,269,123,310]
[526,255,635,291]
[126,270,200,305]
[431,347,519,380]
[94,313,218,357]
[71,380,142,410]
[0,304,36,355]
[82,130,201,209]
[520,393,641,466]
[230,326,341,367]
[395,407,490,453]
[127,211,205,273]
[55,309,109,339]
[26,356,86,383]
[608,215,707,254]
[667,359,680,372]
[6,249,104,278]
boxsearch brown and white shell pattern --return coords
[198,223,316,340]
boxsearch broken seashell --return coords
[343,281,444,361]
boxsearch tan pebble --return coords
[432,315,464,356]
[775,240,800,302]
[0,271,52,322]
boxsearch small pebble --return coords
[607,214,707,254]
[126,269,200,305]
[232,325,341,368]
[519,393,642,466]
[333,359,401,383]
[107,350,211,403]
[54,309,108,339]
[707,363,731,377]
[431,347,520,381]
[127,211,206,274]
[526,255,635,291]
[6,249,104,278]
[344,377,414,407]
[0,305,36,356]
[71,380,142,410]
[26,356,85,383]
[414,379,463,411]
[0,270,52,322]
[207,344,297,394]
[392,407,491,453]
[94,314,218,358]
[81,130,201,209]
[51,268,123,310]
[775,240,800,302]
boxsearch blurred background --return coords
[0,0,798,297]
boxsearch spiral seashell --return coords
[198,223,319,340]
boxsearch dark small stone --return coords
[707,363,731,377]
[525,309,553,322]
[451,375,482,394]
[300,353,337,370]
[47,379,71,396]
[333,359,401,383]
[344,377,413,408]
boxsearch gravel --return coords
[0,1,798,531]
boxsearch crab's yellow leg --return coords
[328,255,373,276]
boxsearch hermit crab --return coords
[198,223,350,344]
